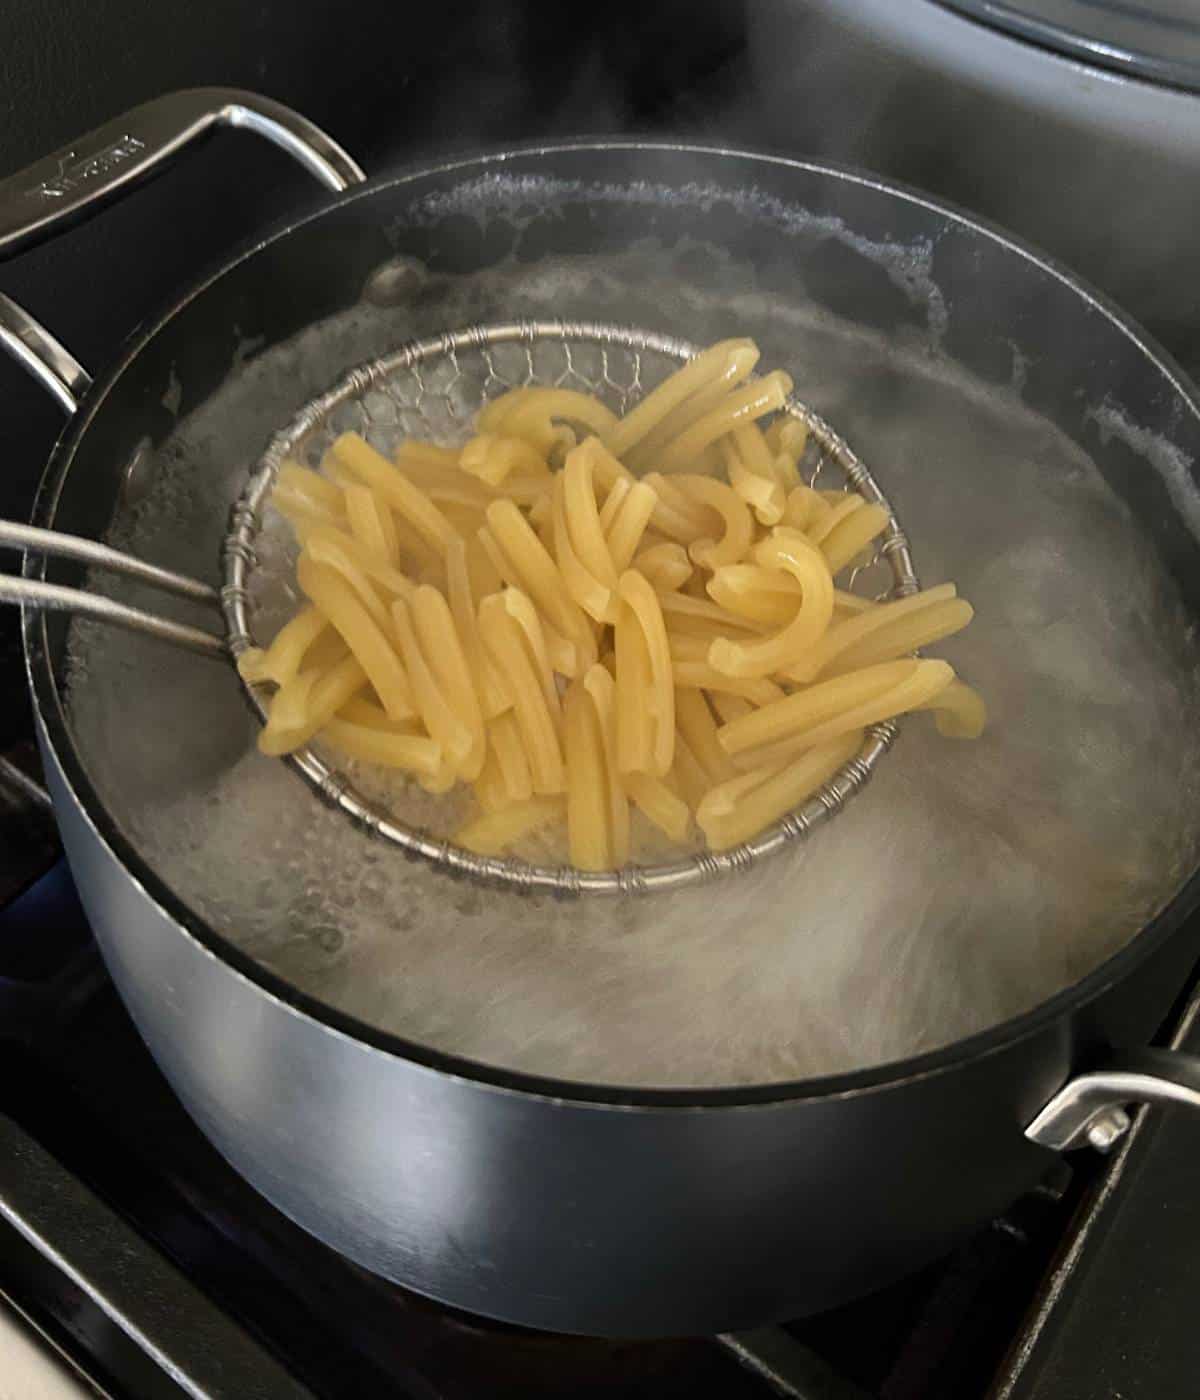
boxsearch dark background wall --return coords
[5,0,1200,744]
[0,0,751,510]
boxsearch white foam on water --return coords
[62,214,1200,1088]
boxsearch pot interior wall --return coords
[38,147,1200,1088]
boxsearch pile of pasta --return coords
[238,338,984,870]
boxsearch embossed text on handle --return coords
[26,136,147,200]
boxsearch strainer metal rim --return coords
[222,319,919,896]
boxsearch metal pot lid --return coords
[935,1,1200,92]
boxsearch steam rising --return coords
[64,174,1200,1087]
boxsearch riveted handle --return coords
[0,87,364,259]
[0,88,366,413]
[1025,1047,1200,1151]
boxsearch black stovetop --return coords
[3,739,1200,1399]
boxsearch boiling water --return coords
[64,198,1200,1086]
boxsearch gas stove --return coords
[0,739,1197,1399]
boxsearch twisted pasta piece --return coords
[707,531,834,679]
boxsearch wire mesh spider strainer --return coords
[7,319,919,895]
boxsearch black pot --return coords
[5,92,1200,1335]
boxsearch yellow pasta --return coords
[344,481,399,565]
[618,572,675,777]
[502,588,564,729]
[707,690,753,726]
[626,771,691,843]
[552,474,616,624]
[460,433,548,486]
[605,481,658,573]
[641,472,717,541]
[597,473,633,532]
[674,687,736,785]
[336,695,418,731]
[626,363,761,474]
[445,536,511,719]
[822,600,975,678]
[916,678,987,739]
[780,584,959,684]
[486,497,596,661]
[278,460,345,513]
[478,593,565,795]
[707,531,834,678]
[301,531,395,631]
[472,744,512,813]
[706,564,802,626]
[488,710,534,803]
[675,474,755,572]
[722,432,786,527]
[564,679,611,871]
[719,660,953,768]
[807,492,863,547]
[392,597,476,774]
[668,732,710,812]
[657,590,768,636]
[697,730,863,850]
[237,605,328,687]
[563,440,621,591]
[765,416,809,464]
[411,585,486,780]
[633,541,693,592]
[604,338,759,460]
[614,589,655,775]
[251,334,983,869]
[321,718,443,777]
[834,588,875,616]
[820,502,890,574]
[296,555,414,721]
[456,797,563,856]
[330,432,459,555]
[671,659,786,707]
[480,387,617,460]
[658,371,793,472]
[257,654,369,755]
[394,440,460,470]
[583,663,631,868]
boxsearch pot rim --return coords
[25,139,1200,1111]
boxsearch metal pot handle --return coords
[1027,1047,1200,1153]
[0,87,366,413]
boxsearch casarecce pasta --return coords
[240,338,985,871]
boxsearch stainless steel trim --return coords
[0,87,365,412]
[0,295,90,415]
[1025,1047,1200,1151]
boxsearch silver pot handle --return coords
[0,87,367,413]
[1026,1046,1200,1152]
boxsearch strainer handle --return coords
[0,575,226,659]
[0,517,226,658]
[0,87,367,414]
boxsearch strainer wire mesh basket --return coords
[223,320,919,895]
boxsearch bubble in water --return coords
[61,217,1200,1088]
